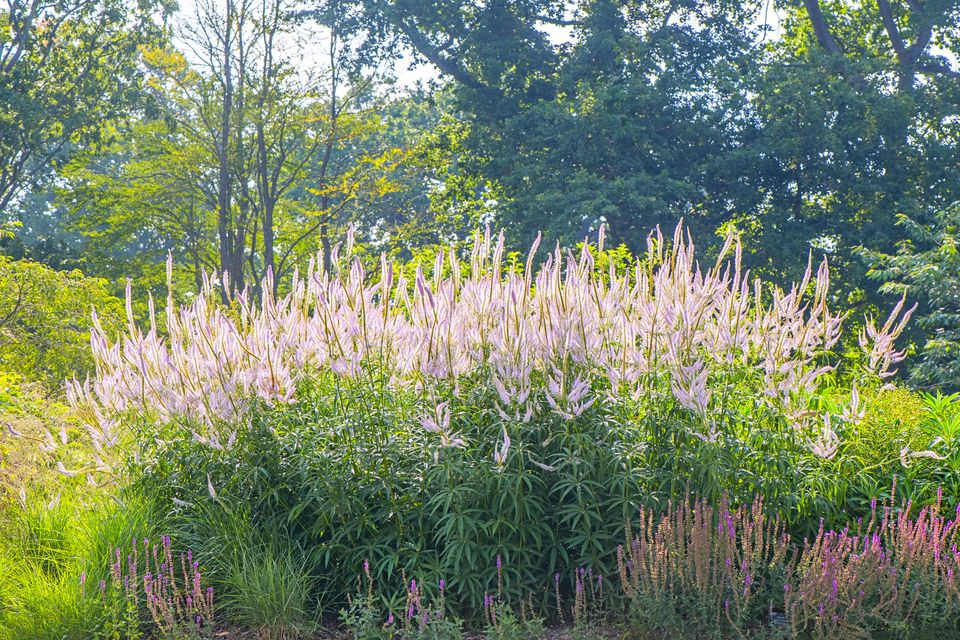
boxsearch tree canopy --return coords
[1,0,959,387]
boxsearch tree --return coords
[0,0,168,215]
[309,0,768,254]
[311,0,960,302]
[0,254,125,386]
[58,117,220,292]
[60,0,413,293]
[862,203,960,391]
[480,0,764,251]
[349,89,504,259]
[744,0,960,301]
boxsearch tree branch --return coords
[802,0,844,56]
[877,0,906,58]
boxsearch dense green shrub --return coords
[0,257,125,387]
[846,387,928,468]
[863,203,960,392]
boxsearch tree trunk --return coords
[217,0,236,300]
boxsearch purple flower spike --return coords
[439,578,445,591]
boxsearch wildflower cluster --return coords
[342,561,461,640]
[617,497,790,635]
[786,489,960,636]
[93,535,213,640]
[482,555,543,640]
[615,494,960,638]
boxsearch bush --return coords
[844,387,928,469]
[0,257,125,387]
[62,224,937,617]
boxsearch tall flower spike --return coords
[64,222,909,474]
[809,414,840,460]
[421,402,451,434]
[493,428,511,468]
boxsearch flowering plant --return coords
[65,223,910,469]
[93,534,214,640]
[52,223,935,613]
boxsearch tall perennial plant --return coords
[67,224,911,465]
[52,224,938,611]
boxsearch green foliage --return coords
[217,541,319,640]
[132,370,956,618]
[69,222,955,629]
[0,491,155,640]
[0,0,168,214]
[844,387,928,469]
[0,257,125,386]
[0,371,42,415]
[401,617,464,640]
[864,204,960,391]
[341,590,389,640]
[165,503,319,640]
[341,569,464,640]
[0,371,106,501]
[483,606,544,640]
[0,564,101,640]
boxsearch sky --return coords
[171,0,438,91]
[169,0,791,92]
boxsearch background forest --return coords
[2,0,959,390]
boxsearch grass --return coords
[218,542,319,640]
[171,503,321,640]
[0,490,155,640]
